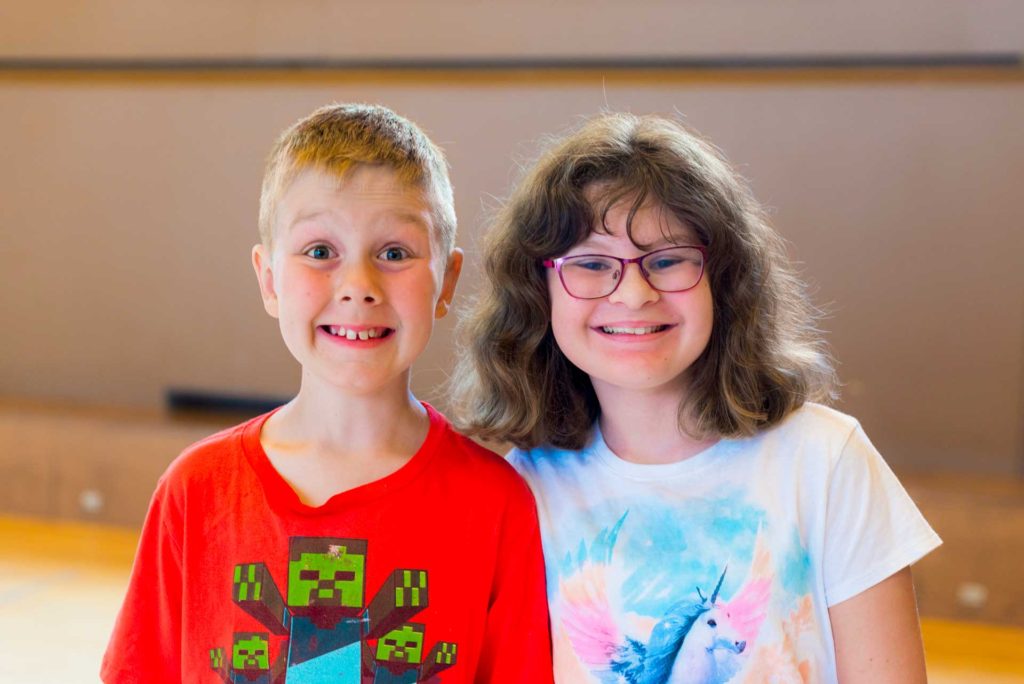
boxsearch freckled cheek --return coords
[548,287,586,329]
[282,270,332,302]
[697,288,715,336]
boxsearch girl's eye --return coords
[648,256,684,271]
[707,618,717,627]
[567,257,614,272]
[379,246,410,262]
[304,245,333,260]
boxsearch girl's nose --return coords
[606,262,659,308]
[336,260,382,304]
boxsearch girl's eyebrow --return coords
[572,230,695,252]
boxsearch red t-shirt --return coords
[101,404,552,683]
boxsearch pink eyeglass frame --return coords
[542,245,707,300]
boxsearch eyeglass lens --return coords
[559,247,704,299]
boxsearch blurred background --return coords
[0,1,1022,681]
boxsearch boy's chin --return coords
[300,367,413,399]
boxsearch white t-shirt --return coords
[509,403,940,684]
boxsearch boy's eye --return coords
[304,244,334,260]
[379,246,410,262]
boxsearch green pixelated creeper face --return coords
[288,546,365,608]
[232,635,270,670]
[395,570,426,608]
[210,648,224,669]
[376,624,424,664]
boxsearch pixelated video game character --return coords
[371,623,424,683]
[210,632,284,684]
[221,537,449,683]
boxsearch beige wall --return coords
[3,1,1021,60]
[1,2,1022,475]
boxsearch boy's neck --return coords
[257,375,430,506]
[275,378,427,454]
[593,381,718,465]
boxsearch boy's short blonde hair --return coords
[258,103,456,254]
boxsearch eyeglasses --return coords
[543,245,706,300]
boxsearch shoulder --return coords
[722,402,872,483]
[426,406,536,504]
[759,402,862,451]
[505,440,595,504]
[507,441,586,478]
[157,413,265,496]
[779,401,859,433]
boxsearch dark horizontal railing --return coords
[166,388,287,417]
[0,53,1020,72]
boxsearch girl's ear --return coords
[435,248,464,319]
[251,244,280,318]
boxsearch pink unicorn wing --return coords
[556,513,631,670]
[721,576,771,645]
[558,560,623,668]
[721,528,772,644]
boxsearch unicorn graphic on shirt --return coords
[557,512,771,684]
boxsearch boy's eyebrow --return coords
[286,208,433,232]
[288,209,331,228]
[385,210,433,231]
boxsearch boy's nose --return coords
[336,261,382,304]
[606,262,659,309]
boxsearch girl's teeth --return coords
[358,330,369,341]
[345,329,358,340]
[602,325,662,335]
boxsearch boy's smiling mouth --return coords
[321,325,394,341]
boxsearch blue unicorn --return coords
[558,513,767,684]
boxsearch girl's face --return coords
[547,194,713,401]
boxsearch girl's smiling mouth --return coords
[597,324,671,336]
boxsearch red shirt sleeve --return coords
[475,479,554,683]
[100,476,184,683]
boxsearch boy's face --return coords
[252,165,462,397]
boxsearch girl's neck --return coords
[594,381,718,465]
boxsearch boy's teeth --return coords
[329,326,385,340]
[602,325,663,335]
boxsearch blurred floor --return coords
[1,515,1023,683]
[0,516,137,683]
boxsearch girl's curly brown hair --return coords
[450,112,836,450]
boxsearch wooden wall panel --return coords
[1,72,1020,473]
[0,405,222,525]
[1,2,1021,61]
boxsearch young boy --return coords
[101,104,552,684]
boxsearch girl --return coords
[452,113,940,683]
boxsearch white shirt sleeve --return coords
[821,422,941,606]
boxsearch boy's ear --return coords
[435,248,463,319]
[251,244,280,318]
